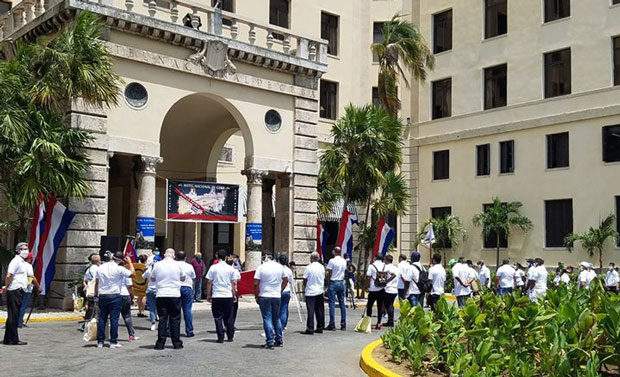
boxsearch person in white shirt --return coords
[397,254,410,299]
[578,262,597,290]
[254,252,288,348]
[143,259,159,331]
[3,242,37,345]
[175,250,197,337]
[116,255,138,342]
[380,255,399,328]
[82,253,101,326]
[495,259,516,296]
[427,254,446,312]
[227,254,242,330]
[17,253,42,329]
[477,260,491,290]
[514,263,526,291]
[526,258,548,302]
[553,266,570,286]
[206,250,238,343]
[326,246,348,331]
[94,251,136,348]
[278,254,295,330]
[366,255,386,323]
[605,263,619,293]
[302,252,326,335]
[453,257,473,307]
[151,248,185,350]
[402,252,424,308]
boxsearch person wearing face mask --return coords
[18,252,41,328]
[189,252,206,302]
[526,258,548,302]
[147,248,163,265]
[3,242,39,345]
[578,262,597,290]
[605,263,619,293]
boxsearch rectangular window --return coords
[614,0,620,5]
[321,12,339,56]
[483,203,508,249]
[372,87,380,107]
[320,80,338,120]
[484,64,507,109]
[603,125,620,162]
[433,150,450,180]
[218,146,233,163]
[499,140,514,173]
[212,0,234,26]
[547,132,569,168]
[545,199,573,247]
[476,144,491,176]
[432,78,452,119]
[544,48,571,98]
[433,9,452,54]
[373,22,384,62]
[616,196,620,247]
[485,0,507,39]
[431,206,452,248]
[269,0,289,40]
[544,0,570,22]
[614,36,620,86]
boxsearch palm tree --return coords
[0,12,122,237]
[371,14,434,116]
[417,215,467,266]
[564,214,618,271]
[472,198,533,271]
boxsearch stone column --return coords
[275,174,293,257]
[136,155,162,254]
[262,178,275,253]
[242,168,266,269]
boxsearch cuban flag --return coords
[123,237,138,263]
[316,221,330,261]
[30,196,75,295]
[336,210,358,260]
[373,219,395,259]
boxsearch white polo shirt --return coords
[120,277,132,296]
[206,261,237,298]
[383,263,399,294]
[282,266,295,293]
[514,269,525,286]
[254,260,286,298]
[606,269,619,287]
[579,269,597,288]
[428,264,446,295]
[96,262,132,295]
[7,256,30,291]
[178,261,196,289]
[453,263,473,296]
[528,265,548,302]
[403,262,424,295]
[303,261,325,297]
[478,265,491,288]
[496,264,516,289]
[152,257,185,298]
[84,264,99,283]
[326,255,347,281]
[366,261,386,292]
[397,261,410,290]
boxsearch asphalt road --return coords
[1,305,383,377]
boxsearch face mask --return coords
[196,255,202,260]
[154,251,160,256]
[20,249,29,259]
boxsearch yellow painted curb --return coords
[360,339,404,377]
[0,316,82,324]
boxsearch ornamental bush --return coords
[381,278,620,376]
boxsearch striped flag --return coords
[422,223,436,246]
[123,237,138,263]
[30,196,76,295]
[336,210,358,260]
[316,221,330,261]
[373,219,396,259]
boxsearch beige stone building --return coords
[1,0,619,306]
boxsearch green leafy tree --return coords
[0,12,122,239]
[417,214,467,265]
[371,13,434,116]
[565,214,618,271]
[472,198,532,271]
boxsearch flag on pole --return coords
[422,223,436,246]
[316,221,330,261]
[28,194,46,258]
[31,196,76,295]
[373,219,395,259]
[336,210,358,260]
[123,237,138,263]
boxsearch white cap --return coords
[580,261,590,268]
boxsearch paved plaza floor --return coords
[1,304,384,377]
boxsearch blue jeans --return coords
[97,294,122,344]
[280,291,291,329]
[328,280,346,328]
[193,278,203,301]
[258,297,282,346]
[146,290,157,324]
[180,286,194,335]
[498,287,513,296]
[18,291,32,327]
[407,293,423,307]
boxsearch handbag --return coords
[83,318,98,342]
[354,315,372,333]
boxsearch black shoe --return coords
[325,325,336,331]
[261,344,274,350]
[216,339,224,344]
[315,329,323,334]
[173,344,184,349]
[137,314,147,318]
[340,326,346,331]
[186,333,195,338]
[227,338,233,342]
[301,330,314,335]
[383,322,394,327]
[12,341,27,346]
[274,341,283,347]
[154,345,164,350]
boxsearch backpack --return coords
[372,263,388,288]
[413,264,432,293]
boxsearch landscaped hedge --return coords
[381,279,620,376]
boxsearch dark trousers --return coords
[398,288,407,300]
[18,291,32,327]
[305,294,325,332]
[97,294,122,344]
[3,289,24,344]
[232,298,239,327]
[606,286,618,294]
[366,290,384,318]
[428,294,441,312]
[120,295,135,337]
[211,297,235,341]
[155,297,182,348]
[381,293,397,324]
[456,295,469,307]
